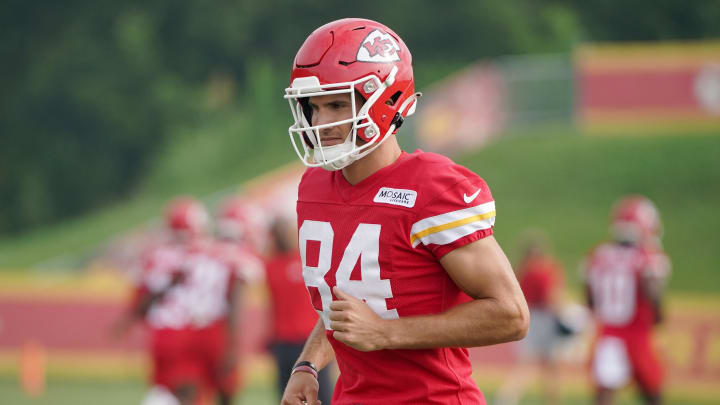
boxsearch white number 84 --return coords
[299,220,399,330]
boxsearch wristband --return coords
[291,365,318,380]
[293,361,318,373]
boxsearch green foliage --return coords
[2,0,718,236]
[0,2,190,233]
[555,0,720,41]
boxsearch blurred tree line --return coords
[1,0,718,236]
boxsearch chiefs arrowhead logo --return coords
[356,29,401,63]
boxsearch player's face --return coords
[308,93,363,147]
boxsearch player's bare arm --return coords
[585,284,595,310]
[329,235,529,351]
[642,269,668,325]
[281,319,335,405]
[111,271,186,338]
[223,278,244,370]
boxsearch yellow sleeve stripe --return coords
[409,211,496,246]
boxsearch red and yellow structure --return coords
[576,41,720,134]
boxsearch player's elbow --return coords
[504,298,530,342]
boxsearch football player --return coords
[115,197,247,405]
[496,232,567,405]
[264,214,334,404]
[281,18,529,405]
[199,195,266,404]
[114,197,208,405]
[216,195,267,261]
[583,196,670,405]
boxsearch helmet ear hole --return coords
[386,91,402,106]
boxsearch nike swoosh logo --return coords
[463,188,482,204]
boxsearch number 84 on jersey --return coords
[299,220,398,329]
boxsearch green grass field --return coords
[1,377,716,405]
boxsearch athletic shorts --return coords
[591,333,663,395]
[151,322,237,395]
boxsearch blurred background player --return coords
[496,231,567,405]
[204,195,267,404]
[263,214,333,404]
[583,195,671,405]
[114,196,248,405]
[113,197,206,405]
[216,195,268,263]
[213,194,267,393]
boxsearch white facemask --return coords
[312,134,357,171]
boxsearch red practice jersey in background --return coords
[134,241,188,330]
[134,238,256,394]
[518,255,564,309]
[264,250,319,342]
[584,241,670,394]
[585,242,670,338]
[297,150,495,405]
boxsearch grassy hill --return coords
[455,127,720,292]
[0,105,295,270]
[0,121,718,293]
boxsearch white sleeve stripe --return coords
[411,217,495,247]
[410,201,495,234]
[410,211,495,245]
[410,201,495,238]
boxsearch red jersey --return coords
[136,239,250,330]
[297,150,495,405]
[264,250,319,342]
[518,256,563,309]
[134,242,188,330]
[584,242,670,337]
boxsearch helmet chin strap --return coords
[314,135,356,171]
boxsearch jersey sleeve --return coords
[409,166,495,259]
[139,246,184,292]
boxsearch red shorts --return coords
[151,322,238,396]
[590,332,663,395]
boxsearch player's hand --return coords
[281,371,321,405]
[329,286,390,352]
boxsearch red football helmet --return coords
[216,196,253,240]
[285,18,421,170]
[216,196,267,248]
[610,195,662,243]
[165,197,209,236]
